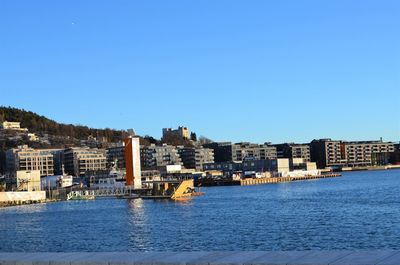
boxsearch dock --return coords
[1,251,400,265]
[240,173,341,186]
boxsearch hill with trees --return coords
[0,106,129,142]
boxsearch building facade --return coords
[203,142,233,162]
[106,144,126,169]
[178,146,214,170]
[63,147,107,177]
[274,143,311,161]
[203,142,277,162]
[231,142,277,161]
[390,144,400,165]
[5,145,59,177]
[140,144,182,169]
[344,141,394,166]
[310,139,395,168]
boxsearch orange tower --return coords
[124,136,142,188]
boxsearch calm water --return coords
[1,169,400,252]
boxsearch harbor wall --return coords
[240,173,340,186]
[0,191,46,203]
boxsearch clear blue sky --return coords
[0,0,399,144]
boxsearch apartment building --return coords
[231,142,277,161]
[140,144,182,169]
[106,144,125,169]
[203,142,277,162]
[203,142,233,162]
[310,139,347,168]
[274,143,311,161]
[310,139,394,168]
[177,146,214,170]
[63,147,107,177]
[5,145,60,177]
[344,141,394,166]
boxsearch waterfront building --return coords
[162,126,189,140]
[310,139,347,169]
[106,144,126,169]
[203,161,243,176]
[177,146,214,170]
[310,139,395,168]
[5,145,61,177]
[390,144,400,164]
[203,142,233,162]
[140,144,182,169]
[203,142,277,162]
[344,141,394,166]
[203,158,290,175]
[274,143,311,161]
[63,147,107,177]
[231,142,277,161]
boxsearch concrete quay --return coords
[240,173,341,186]
[1,251,400,265]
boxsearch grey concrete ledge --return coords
[1,251,400,265]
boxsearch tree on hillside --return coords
[198,136,213,145]
[190,132,197,142]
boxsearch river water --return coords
[1,169,400,252]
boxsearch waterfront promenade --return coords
[2,251,400,265]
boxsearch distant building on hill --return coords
[162,126,189,140]
[0,121,28,132]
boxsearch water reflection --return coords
[0,202,46,214]
[127,199,151,250]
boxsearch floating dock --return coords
[66,179,196,201]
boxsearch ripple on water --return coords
[1,169,400,251]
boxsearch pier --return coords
[1,251,400,265]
